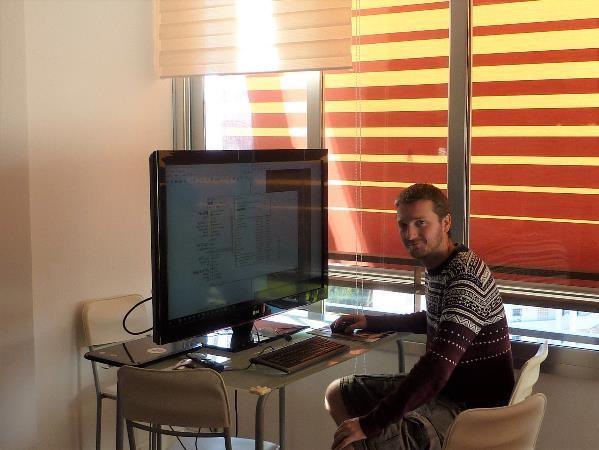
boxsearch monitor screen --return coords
[150,149,328,349]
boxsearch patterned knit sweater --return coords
[359,245,514,437]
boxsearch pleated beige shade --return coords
[155,0,353,77]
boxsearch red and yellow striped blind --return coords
[207,0,599,289]
[470,0,599,288]
[325,0,450,268]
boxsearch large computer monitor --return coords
[149,149,328,350]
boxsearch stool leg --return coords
[95,397,102,450]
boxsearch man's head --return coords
[395,184,453,269]
[394,183,451,221]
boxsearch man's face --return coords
[397,199,451,267]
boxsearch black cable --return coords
[167,426,189,450]
[235,389,239,437]
[223,345,275,372]
[256,345,276,355]
[253,322,261,344]
[223,364,251,372]
[223,364,252,372]
[176,435,188,450]
[122,296,153,335]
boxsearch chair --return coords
[82,294,151,450]
[117,366,279,450]
[396,339,548,404]
[442,392,547,450]
[510,341,548,405]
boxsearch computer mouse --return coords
[330,319,353,334]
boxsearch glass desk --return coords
[94,301,398,450]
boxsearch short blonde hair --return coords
[395,183,450,220]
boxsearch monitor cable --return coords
[222,345,276,373]
[122,296,153,335]
[234,389,239,437]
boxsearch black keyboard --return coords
[250,336,349,374]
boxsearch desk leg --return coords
[116,394,123,450]
[255,394,268,450]
[279,387,286,450]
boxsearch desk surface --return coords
[147,302,399,391]
[91,299,401,450]
[107,301,398,450]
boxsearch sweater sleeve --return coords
[358,320,477,437]
[365,311,427,334]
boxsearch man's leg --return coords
[325,374,412,450]
[325,378,357,449]
[325,378,351,425]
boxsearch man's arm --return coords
[366,311,427,334]
[329,319,477,449]
[331,310,427,335]
[359,319,477,436]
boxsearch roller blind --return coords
[325,0,450,271]
[469,0,599,289]
[155,0,353,77]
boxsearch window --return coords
[470,0,599,291]
[324,0,450,276]
[202,72,311,150]
[182,1,599,339]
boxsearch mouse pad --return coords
[309,326,394,343]
[84,335,203,367]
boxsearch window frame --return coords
[171,1,599,320]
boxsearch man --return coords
[325,183,514,450]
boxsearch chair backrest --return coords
[510,341,548,405]
[443,393,547,450]
[82,294,150,347]
[117,366,231,429]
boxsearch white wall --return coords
[1,0,172,448]
[0,1,36,448]
[534,373,599,450]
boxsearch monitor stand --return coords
[198,319,307,353]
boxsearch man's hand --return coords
[330,314,367,334]
[331,417,366,450]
